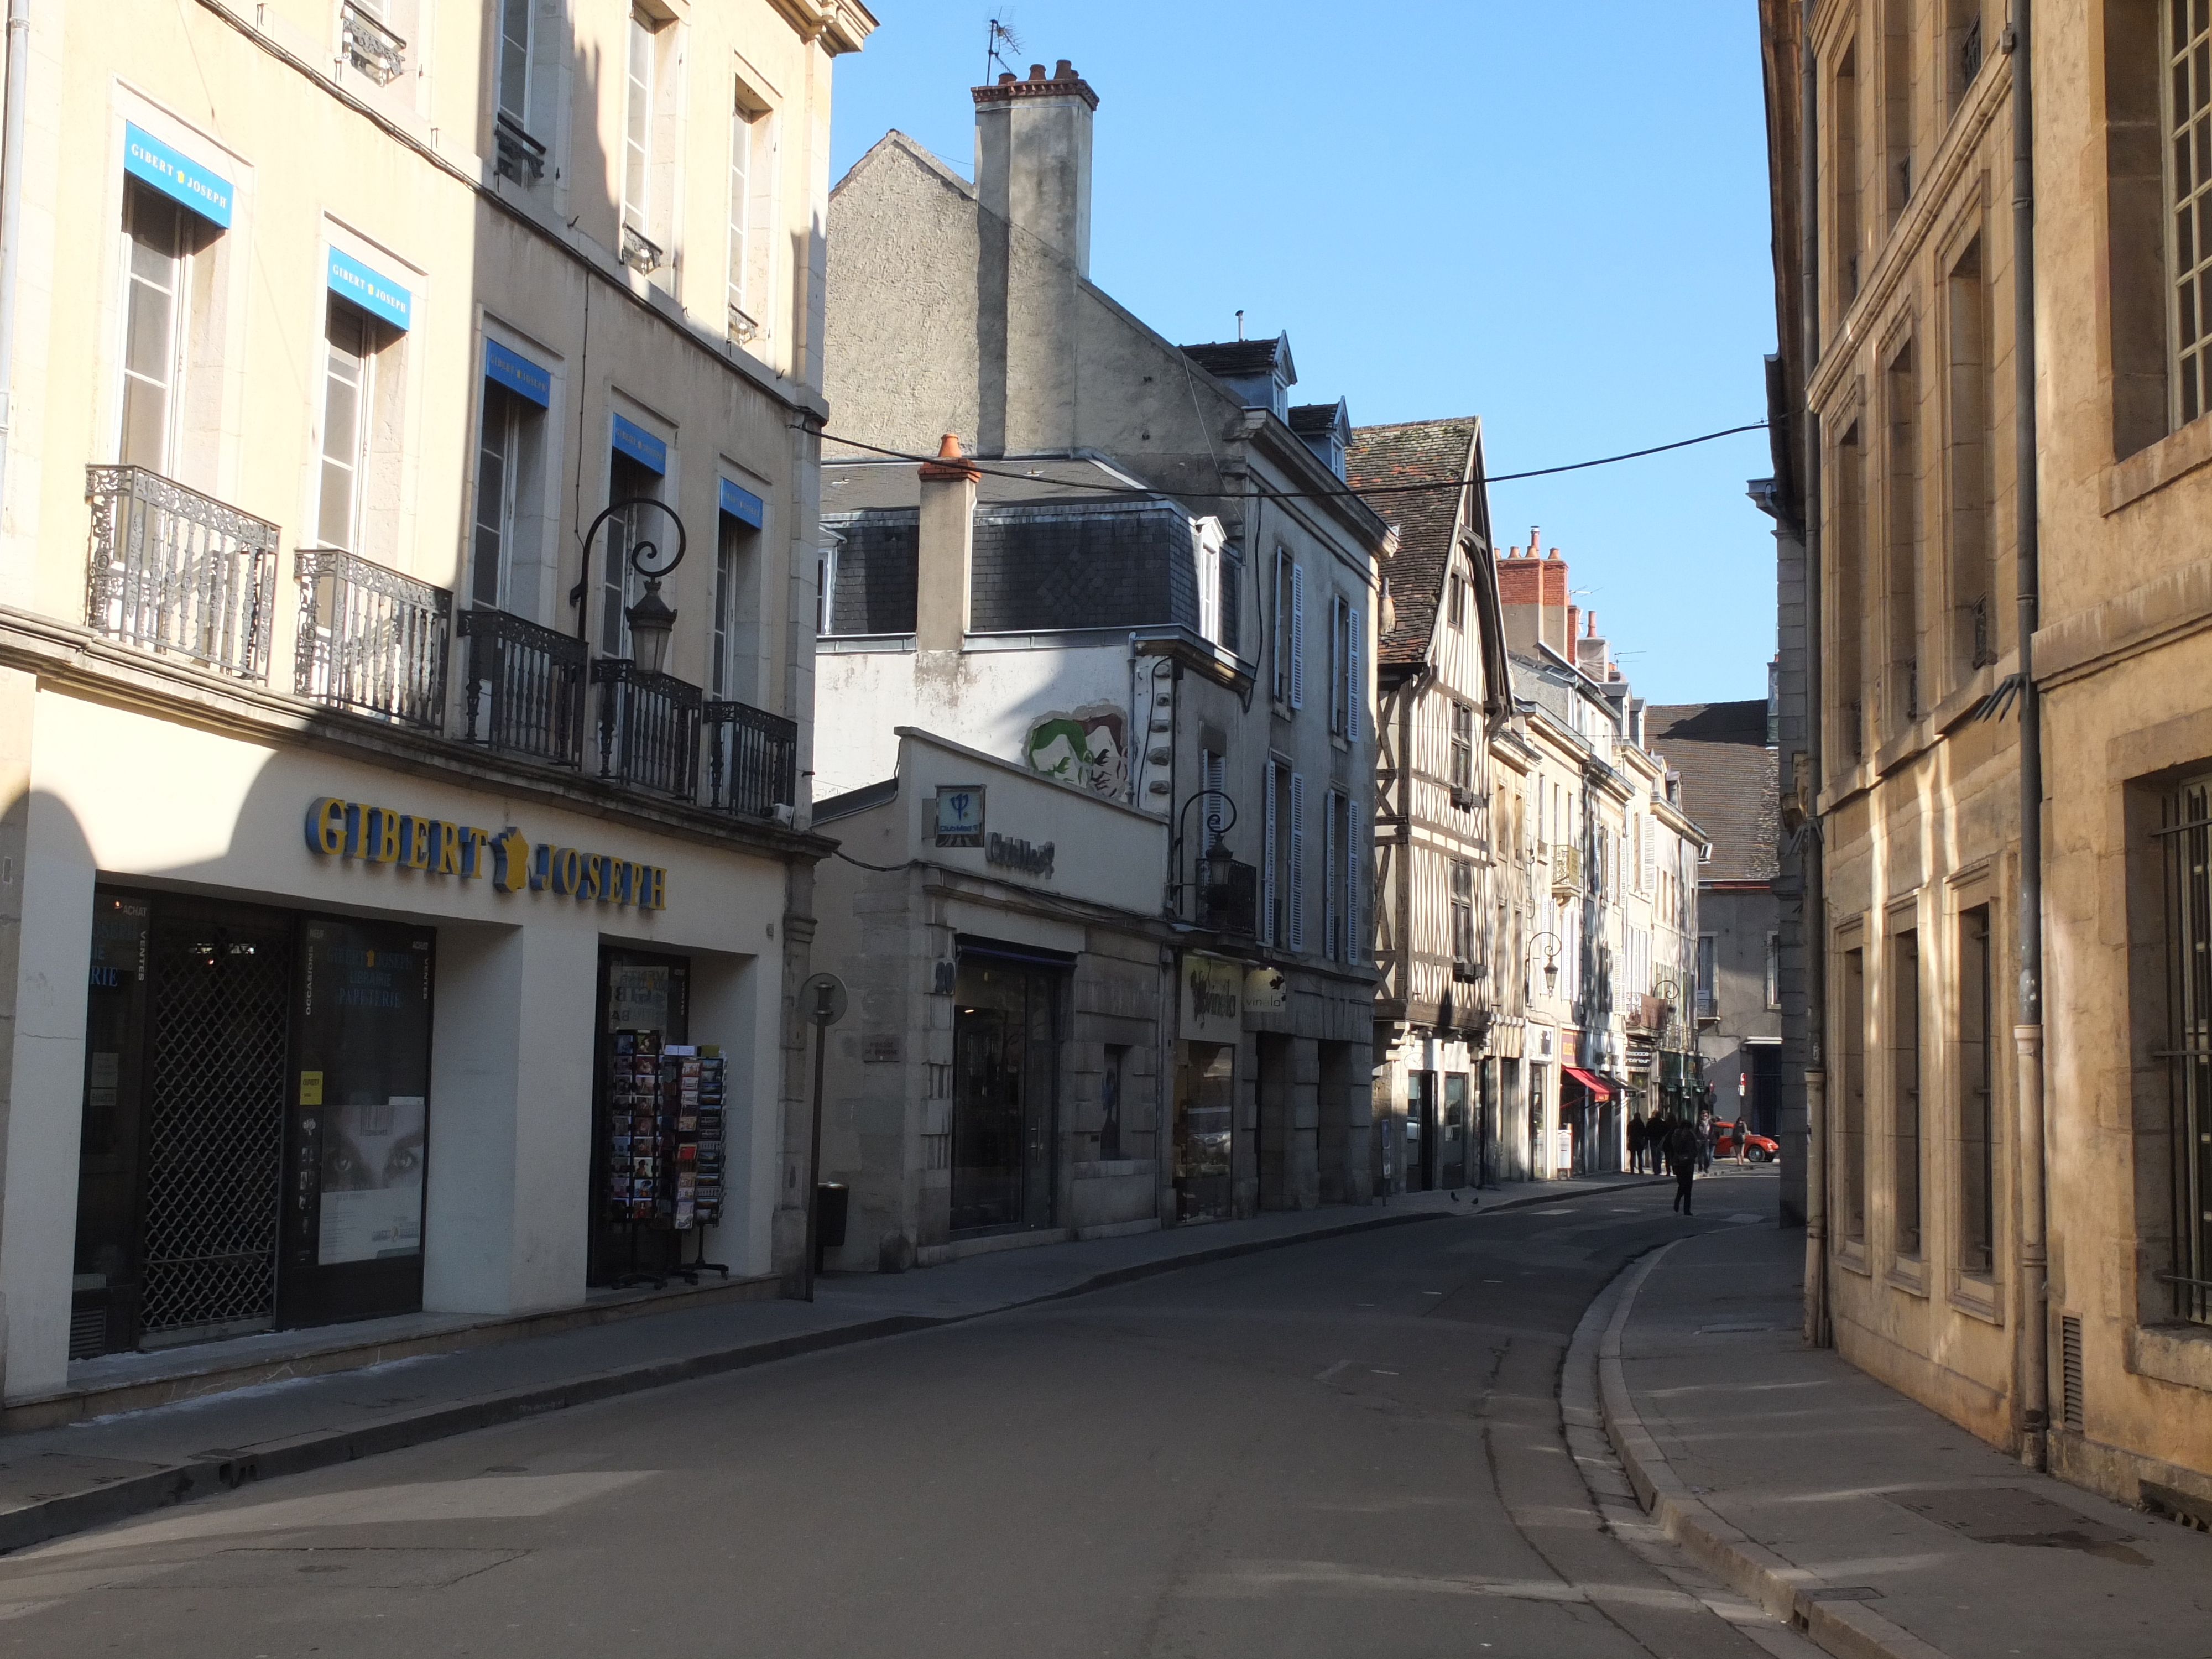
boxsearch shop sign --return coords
[934,785,984,847]
[1561,1029,1579,1067]
[985,832,1055,877]
[305,797,668,909]
[1181,952,1241,1044]
[1243,964,1286,1016]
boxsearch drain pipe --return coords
[0,0,31,527]
[1798,0,1832,1349]
[2006,0,2049,1472]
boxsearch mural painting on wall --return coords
[1023,704,1129,797]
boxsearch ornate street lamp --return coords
[1528,931,1562,997]
[571,495,688,673]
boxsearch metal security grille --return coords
[138,920,290,1337]
[2157,776,2212,1325]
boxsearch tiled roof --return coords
[1346,418,1478,666]
[1646,701,1779,882]
[1288,402,1342,436]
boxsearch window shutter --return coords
[1289,563,1305,709]
[1346,803,1361,967]
[1323,791,1338,960]
[1639,814,1656,893]
[1348,606,1361,740]
[1289,771,1306,951]
[1203,750,1226,846]
[1262,759,1279,945]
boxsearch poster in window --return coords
[318,1095,426,1263]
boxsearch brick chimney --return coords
[916,434,979,653]
[973,61,1097,276]
[1498,527,1570,658]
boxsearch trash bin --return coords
[815,1182,849,1255]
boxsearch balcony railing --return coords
[494,113,547,184]
[593,658,702,800]
[458,606,588,768]
[620,223,665,275]
[85,465,276,681]
[705,698,797,820]
[295,546,450,729]
[341,1,406,85]
[1201,860,1259,937]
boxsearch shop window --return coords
[1174,1041,1234,1220]
[1100,1044,1127,1160]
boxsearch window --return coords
[729,86,770,339]
[1273,551,1304,708]
[472,384,523,607]
[1765,930,1782,1010]
[602,451,662,657]
[1344,800,1361,968]
[1327,592,1361,739]
[1196,520,1224,646]
[1833,43,1863,309]
[1449,702,1474,795]
[1946,236,1996,677]
[317,301,374,549]
[1451,859,1476,969]
[1891,928,1922,1258]
[1884,0,1915,223]
[2158,776,2212,1324]
[1842,946,1868,1244]
[1447,567,1466,629]
[712,507,760,699]
[1261,761,1304,951]
[620,8,669,267]
[1947,0,1984,114]
[119,185,189,472]
[2168,0,2212,425]
[497,0,531,124]
[1324,789,1342,961]
[1263,758,1280,946]
[814,538,838,637]
[1201,750,1226,849]
[1697,933,1718,1019]
[1886,341,1921,730]
[1957,904,1995,1277]
[1289,769,1306,951]
[1834,418,1868,760]
[1639,814,1657,893]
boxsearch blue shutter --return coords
[1289,771,1306,952]
[1289,564,1305,709]
[1347,799,1362,968]
[1348,606,1361,741]
[1262,758,1279,946]
[1323,790,1338,961]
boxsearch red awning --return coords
[1562,1065,1611,1100]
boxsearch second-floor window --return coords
[2168,0,2212,425]
[472,342,550,612]
[1697,933,1718,1018]
[1449,702,1474,794]
[119,186,190,473]
[317,301,375,549]
[1451,859,1475,967]
[1328,592,1361,739]
[712,487,763,700]
[1273,549,1303,708]
[497,0,532,124]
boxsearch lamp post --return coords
[1527,931,1562,999]
[571,495,688,671]
[1651,974,1691,1123]
[1172,787,1239,923]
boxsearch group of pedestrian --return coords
[1623,1105,1752,1217]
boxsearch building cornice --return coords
[767,0,878,55]
[0,606,834,866]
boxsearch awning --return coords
[1562,1065,1611,1100]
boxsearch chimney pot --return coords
[1588,611,1597,637]
[998,71,1015,84]
[1027,62,1046,80]
[1055,59,1076,79]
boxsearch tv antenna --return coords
[985,15,1022,81]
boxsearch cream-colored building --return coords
[1763,0,2212,1514]
[0,0,869,1404]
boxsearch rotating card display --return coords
[605,1033,727,1231]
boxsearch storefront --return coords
[950,945,1067,1236]
[6,690,795,1399]
[1175,952,1241,1222]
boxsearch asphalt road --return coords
[0,1170,1809,1658]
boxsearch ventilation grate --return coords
[2061,1314,2085,1431]
[67,1305,107,1361]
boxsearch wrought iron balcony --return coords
[1200,859,1258,937]
[705,698,797,820]
[458,606,588,768]
[294,546,450,729]
[85,465,276,682]
[593,657,701,800]
[619,223,665,275]
[341,2,406,85]
[494,113,547,184]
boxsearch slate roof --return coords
[1645,701,1780,882]
[1288,403,1342,437]
[1345,418,1478,666]
[1179,338,1287,378]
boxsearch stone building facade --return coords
[1761,0,2212,1512]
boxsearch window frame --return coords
[622,8,659,241]
[316,298,376,551]
[471,379,524,609]
[2157,773,2212,1324]
[497,0,533,126]
[2164,0,2212,428]
[117,183,190,474]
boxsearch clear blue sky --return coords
[828,2,1778,708]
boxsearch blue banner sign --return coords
[327,247,413,332]
[612,414,667,474]
[484,338,551,408]
[123,123,233,227]
[719,478,764,528]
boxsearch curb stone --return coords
[0,1176,1666,1557]
[1591,1243,1953,1659]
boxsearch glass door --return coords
[279,916,435,1328]
[71,892,152,1358]
[1173,1041,1234,1222]
[589,947,690,1284]
[950,955,1062,1234]
[1442,1072,1469,1189]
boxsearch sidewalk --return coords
[1598,1221,2212,1659]
[0,1173,1661,1556]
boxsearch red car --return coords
[1713,1123,1781,1161]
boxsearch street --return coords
[0,1173,1808,1658]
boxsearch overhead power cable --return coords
[816,422,1768,508]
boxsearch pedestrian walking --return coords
[1695,1108,1714,1175]
[1667,1116,1700,1214]
[1733,1114,1750,1165]
[1626,1112,1647,1176]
